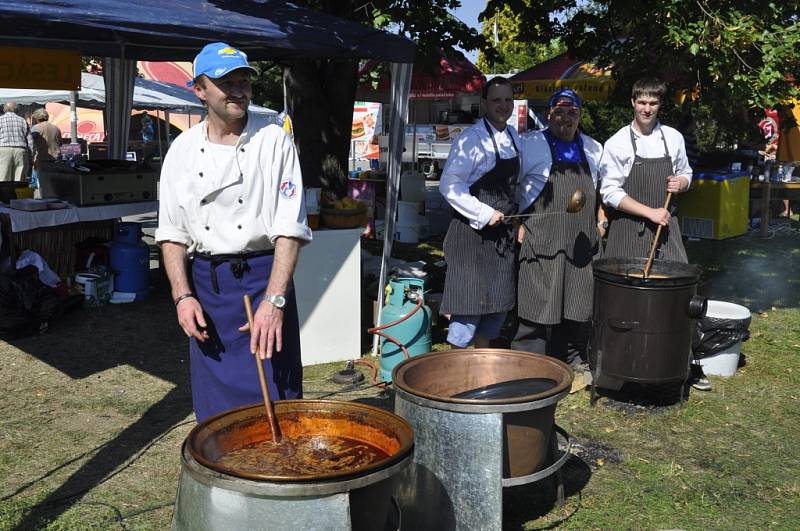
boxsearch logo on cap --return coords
[188,42,257,87]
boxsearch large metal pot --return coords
[172,400,414,531]
[591,257,707,384]
[392,349,573,531]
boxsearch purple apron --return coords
[189,251,302,423]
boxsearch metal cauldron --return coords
[591,257,707,386]
[392,349,573,531]
[172,400,414,531]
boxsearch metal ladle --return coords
[504,188,587,220]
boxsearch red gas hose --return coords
[359,294,425,385]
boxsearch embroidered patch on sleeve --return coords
[279,179,297,200]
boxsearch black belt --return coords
[194,249,274,294]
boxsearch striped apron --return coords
[517,137,598,325]
[440,120,519,316]
[604,127,688,263]
[189,251,302,423]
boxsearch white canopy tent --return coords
[0,72,278,115]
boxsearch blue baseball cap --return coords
[187,42,257,87]
[548,88,582,109]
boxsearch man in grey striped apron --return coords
[439,77,521,348]
[513,89,605,384]
[599,78,692,262]
[598,78,708,390]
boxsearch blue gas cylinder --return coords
[379,277,432,382]
[110,222,149,300]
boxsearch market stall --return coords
[510,53,615,104]
[0,0,415,353]
[0,201,158,276]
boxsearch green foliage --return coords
[250,61,284,111]
[476,4,565,73]
[488,0,800,148]
[578,100,630,143]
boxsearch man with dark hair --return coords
[0,102,33,181]
[481,76,512,99]
[156,42,312,422]
[439,75,520,349]
[599,78,708,390]
[513,88,605,390]
[599,77,692,263]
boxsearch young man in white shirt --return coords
[438,77,520,349]
[599,77,692,262]
[598,78,710,390]
[156,42,312,422]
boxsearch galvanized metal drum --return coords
[392,349,573,531]
[172,400,414,531]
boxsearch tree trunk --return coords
[285,58,358,197]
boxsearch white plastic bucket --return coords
[395,223,420,244]
[397,200,421,225]
[697,300,751,377]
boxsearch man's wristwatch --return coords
[264,293,287,309]
[597,220,609,231]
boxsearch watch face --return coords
[270,294,287,308]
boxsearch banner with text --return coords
[0,47,81,90]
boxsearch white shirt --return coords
[438,120,522,229]
[599,122,693,209]
[517,130,603,211]
[155,111,312,255]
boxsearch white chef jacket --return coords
[439,120,522,229]
[517,130,603,212]
[155,111,312,255]
[599,122,693,209]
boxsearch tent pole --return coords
[164,109,171,145]
[156,109,163,163]
[411,100,417,172]
[372,62,412,357]
[69,91,79,144]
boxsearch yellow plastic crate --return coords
[678,172,750,240]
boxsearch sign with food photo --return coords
[351,101,382,159]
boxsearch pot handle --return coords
[608,319,639,331]
[687,295,707,319]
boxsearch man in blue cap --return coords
[514,88,606,391]
[156,42,312,422]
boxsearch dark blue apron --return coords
[189,250,302,422]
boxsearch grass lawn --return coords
[0,221,798,530]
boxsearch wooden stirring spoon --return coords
[643,192,672,279]
[243,294,282,444]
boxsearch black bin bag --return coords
[692,312,751,359]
